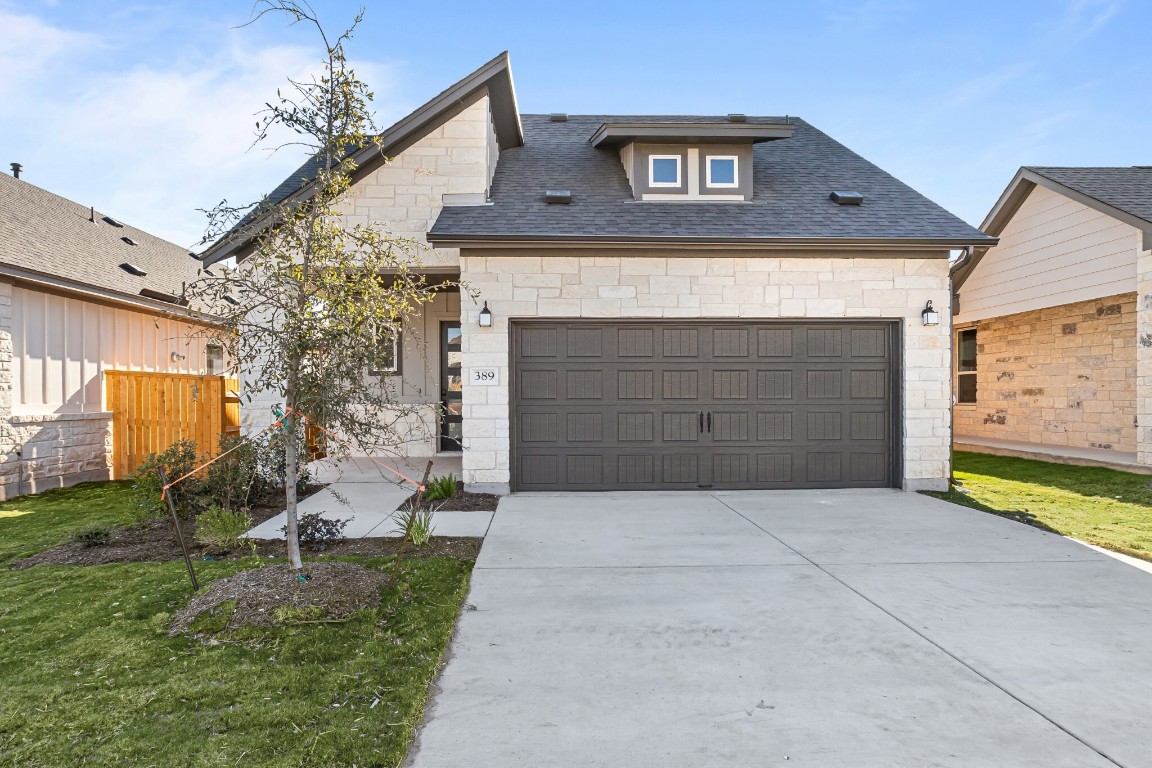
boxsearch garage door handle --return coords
[706,412,712,433]
[699,412,704,433]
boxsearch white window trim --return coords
[706,155,739,188]
[370,325,401,376]
[648,154,682,188]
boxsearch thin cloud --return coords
[0,9,405,249]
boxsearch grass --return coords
[0,481,138,566]
[928,451,1152,561]
[0,483,474,767]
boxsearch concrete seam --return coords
[712,495,1130,768]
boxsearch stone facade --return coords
[1135,249,1152,464]
[0,413,113,500]
[337,94,494,269]
[243,97,493,441]
[953,293,1137,453]
[458,251,954,493]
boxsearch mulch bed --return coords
[169,561,390,636]
[397,484,500,512]
[10,480,483,568]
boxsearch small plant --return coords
[391,503,436,546]
[290,512,348,550]
[273,604,326,624]
[423,474,457,501]
[69,525,113,548]
[194,505,253,549]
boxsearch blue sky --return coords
[1,0,1145,247]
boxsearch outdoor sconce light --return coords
[170,350,186,363]
[478,301,493,328]
[921,300,940,327]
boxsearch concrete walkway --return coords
[246,455,491,539]
[410,490,1152,768]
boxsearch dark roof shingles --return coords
[1026,166,1152,226]
[430,115,992,243]
[0,173,201,300]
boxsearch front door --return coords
[440,322,463,451]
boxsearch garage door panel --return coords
[511,321,896,491]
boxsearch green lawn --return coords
[0,483,473,767]
[929,451,1152,561]
[0,481,138,566]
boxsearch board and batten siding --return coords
[956,185,1142,324]
[11,285,213,414]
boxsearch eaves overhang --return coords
[427,232,996,251]
[589,121,795,148]
[0,263,221,323]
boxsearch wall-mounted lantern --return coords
[478,301,493,328]
[921,300,940,327]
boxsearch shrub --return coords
[423,474,457,501]
[194,505,253,549]
[290,512,348,550]
[69,525,113,548]
[201,436,264,513]
[131,439,202,521]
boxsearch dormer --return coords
[589,118,794,202]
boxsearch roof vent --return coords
[223,294,241,306]
[549,113,568,122]
[10,162,21,179]
[103,216,124,228]
[830,191,864,206]
[119,262,147,277]
[188,252,202,260]
[139,288,185,305]
[121,236,137,246]
[727,113,747,123]
[545,189,572,205]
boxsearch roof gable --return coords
[200,51,521,265]
[953,166,1152,290]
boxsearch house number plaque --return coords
[470,367,500,386]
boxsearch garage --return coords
[511,320,900,491]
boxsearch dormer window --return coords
[649,155,681,187]
[706,156,738,188]
[591,120,793,203]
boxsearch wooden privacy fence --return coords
[105,371,242,479]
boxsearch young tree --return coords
[188,1,444,569]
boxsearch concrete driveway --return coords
[409,490,1152,768]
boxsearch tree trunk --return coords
[283,410,303,570]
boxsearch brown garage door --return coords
[511,320,899,491]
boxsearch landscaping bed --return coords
[397,484,500,512]
[928,450,1152,561]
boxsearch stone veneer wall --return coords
[458,252,953,494]
[953,293,1137,453]
[242,97,493,438]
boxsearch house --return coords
[0,168,218,499]
[951,167,1152,472]
[201,52,995,495]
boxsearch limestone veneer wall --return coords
[1135,247,1152,465]
[953,293,1137,454]
[458,251,953,494]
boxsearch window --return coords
[206,344,224,376]
[957,329,977,404]
[649,155,681,187]
[371,325,401,375]
[706,155,738,188]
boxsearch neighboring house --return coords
[952,166,1152,471]
[0,168,217,499]
[202,52,994,494]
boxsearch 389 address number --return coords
[471,367,499,386]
